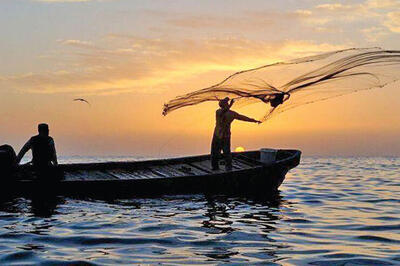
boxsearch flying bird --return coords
[73,98,91,106]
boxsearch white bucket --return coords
[260,148,277,164]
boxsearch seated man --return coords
[211,97,260,171]
[16,123,58,169]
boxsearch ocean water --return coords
[0,157,399,265]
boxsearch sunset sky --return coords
[0,0,399,157]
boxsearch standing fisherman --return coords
[211,97,261,171]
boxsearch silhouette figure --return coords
[211,97,260,171]
[16,124,58,170]
[0,144,17,177]
[73,98,90,106]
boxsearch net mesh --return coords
[163,48,400,122]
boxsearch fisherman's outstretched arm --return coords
[234,112,261,123]
[16,139,32,164]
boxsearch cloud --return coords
[35,0,116,2]
[307,0,400,30]
[294,10,312,16]
[0,37,344,95]
[316,3,356,11]
[151,2,385,35]
[166,15,274,30]
[147,10,276,31]
[300,2,374,26]
[36,0,92,2]
[362,26,389,42]
[147,9,316,32]
[58,39,96,48]
[283,0,400,36]
[366,0,400,9]
[384,12,400,32]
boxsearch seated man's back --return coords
[16,123,58,168]
[29,134,56,168]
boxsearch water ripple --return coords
[0,157,399,264]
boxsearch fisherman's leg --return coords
[211,136,221,170]
[222,137,232,171]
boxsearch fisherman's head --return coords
[38,123,49,136]
[219,97,230,110]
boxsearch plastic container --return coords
[260,148,277,164]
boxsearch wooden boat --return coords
[3,149,301,197]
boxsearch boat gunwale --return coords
[56,152,260,169]
[55,149,300,169]
[62,149,301,182]
[275,150,301,164]
[15,149,301,183]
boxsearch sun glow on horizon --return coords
[235,146,245,152]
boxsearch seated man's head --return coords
[38,123,49,136]
[219,97,230,110]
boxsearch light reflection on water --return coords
[0,157,399,265]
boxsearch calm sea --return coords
[0,156,399,265]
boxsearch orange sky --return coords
[0,0,399,156]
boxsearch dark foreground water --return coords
[0,157,399,265]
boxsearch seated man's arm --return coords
[16,139,32,164]
[50,139,58,166]
[233,112,261,123]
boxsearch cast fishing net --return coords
[163,48,400,122]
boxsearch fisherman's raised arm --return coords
[16,138,32,164]
[229,98,235,108]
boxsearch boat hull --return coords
[1,149,301,198]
